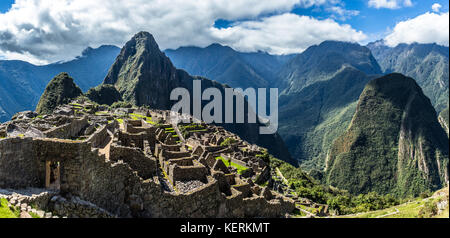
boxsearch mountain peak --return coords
[35,72,83,114]
[326,73,448,197]
[125,31,160,54]
[103,31,177,107]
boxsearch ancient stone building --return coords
[0,101,295,218]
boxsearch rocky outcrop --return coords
[439,106,449,136]
[326,73,449,197]
[36,73,83,115]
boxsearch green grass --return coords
[0,198,17,218]
[342,198,426,218]
[129,113,155,124]
[216,156,249,175]
[28,212,41,218]
[188,129,208,133]
[165,127,175,133]
[341,192,449,218]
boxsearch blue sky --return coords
[214,0,449,43]
[0,0,448,64]
[0,0,13,13]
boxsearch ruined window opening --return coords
[45,161,61,190]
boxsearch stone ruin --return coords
[0,100,295,218]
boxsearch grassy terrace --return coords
[216,156,249,175]
[129,113,155,124]
[179,124,207,132]
[116,118,124,124]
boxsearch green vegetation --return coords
[220,138,237,147]
[216,156,250,175]
[85,84,122,106]
[326,74,449,198]
[111,101,133,109]
[36,73,83,115]
[0,198,18,218]
[269,155,401,215]
[342,187,448,218]
[179,124,207,138]
[129,113,155,124]
[278,67,371,171]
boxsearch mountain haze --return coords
[278,41,382,95]
[0,45,120,122]
[165,44,294,89]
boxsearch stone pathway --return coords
[98,130,113,160]
[376,208,399,218]
[0,188,58,218]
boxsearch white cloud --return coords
[385,11,449,47]
[368,0,413,9]
[327,6,360,21]
[432,3,442,12]
[210,13,367,54]
[0,0,364,64]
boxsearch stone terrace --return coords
[0,99,295,218]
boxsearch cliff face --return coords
[36,73,83,115]
[326,73,449,197]
[102,32,295,164]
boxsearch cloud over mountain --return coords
[385,11,449,47]
[210,13,367,54]
[0,0,364,64]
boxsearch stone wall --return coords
[0,137,41,188]
[0,129,6,138]
[169,163,208,182]
[0,137,295,218]
[109,144,157,180]
[86,125,109,148]
[49,195,116,218]
[44,117,88,139]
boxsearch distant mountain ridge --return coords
[367,40,449,113]
[277,41,382,95]
[165,44,295,89]
[0,45,120,122]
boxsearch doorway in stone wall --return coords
[45,161,61,190]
